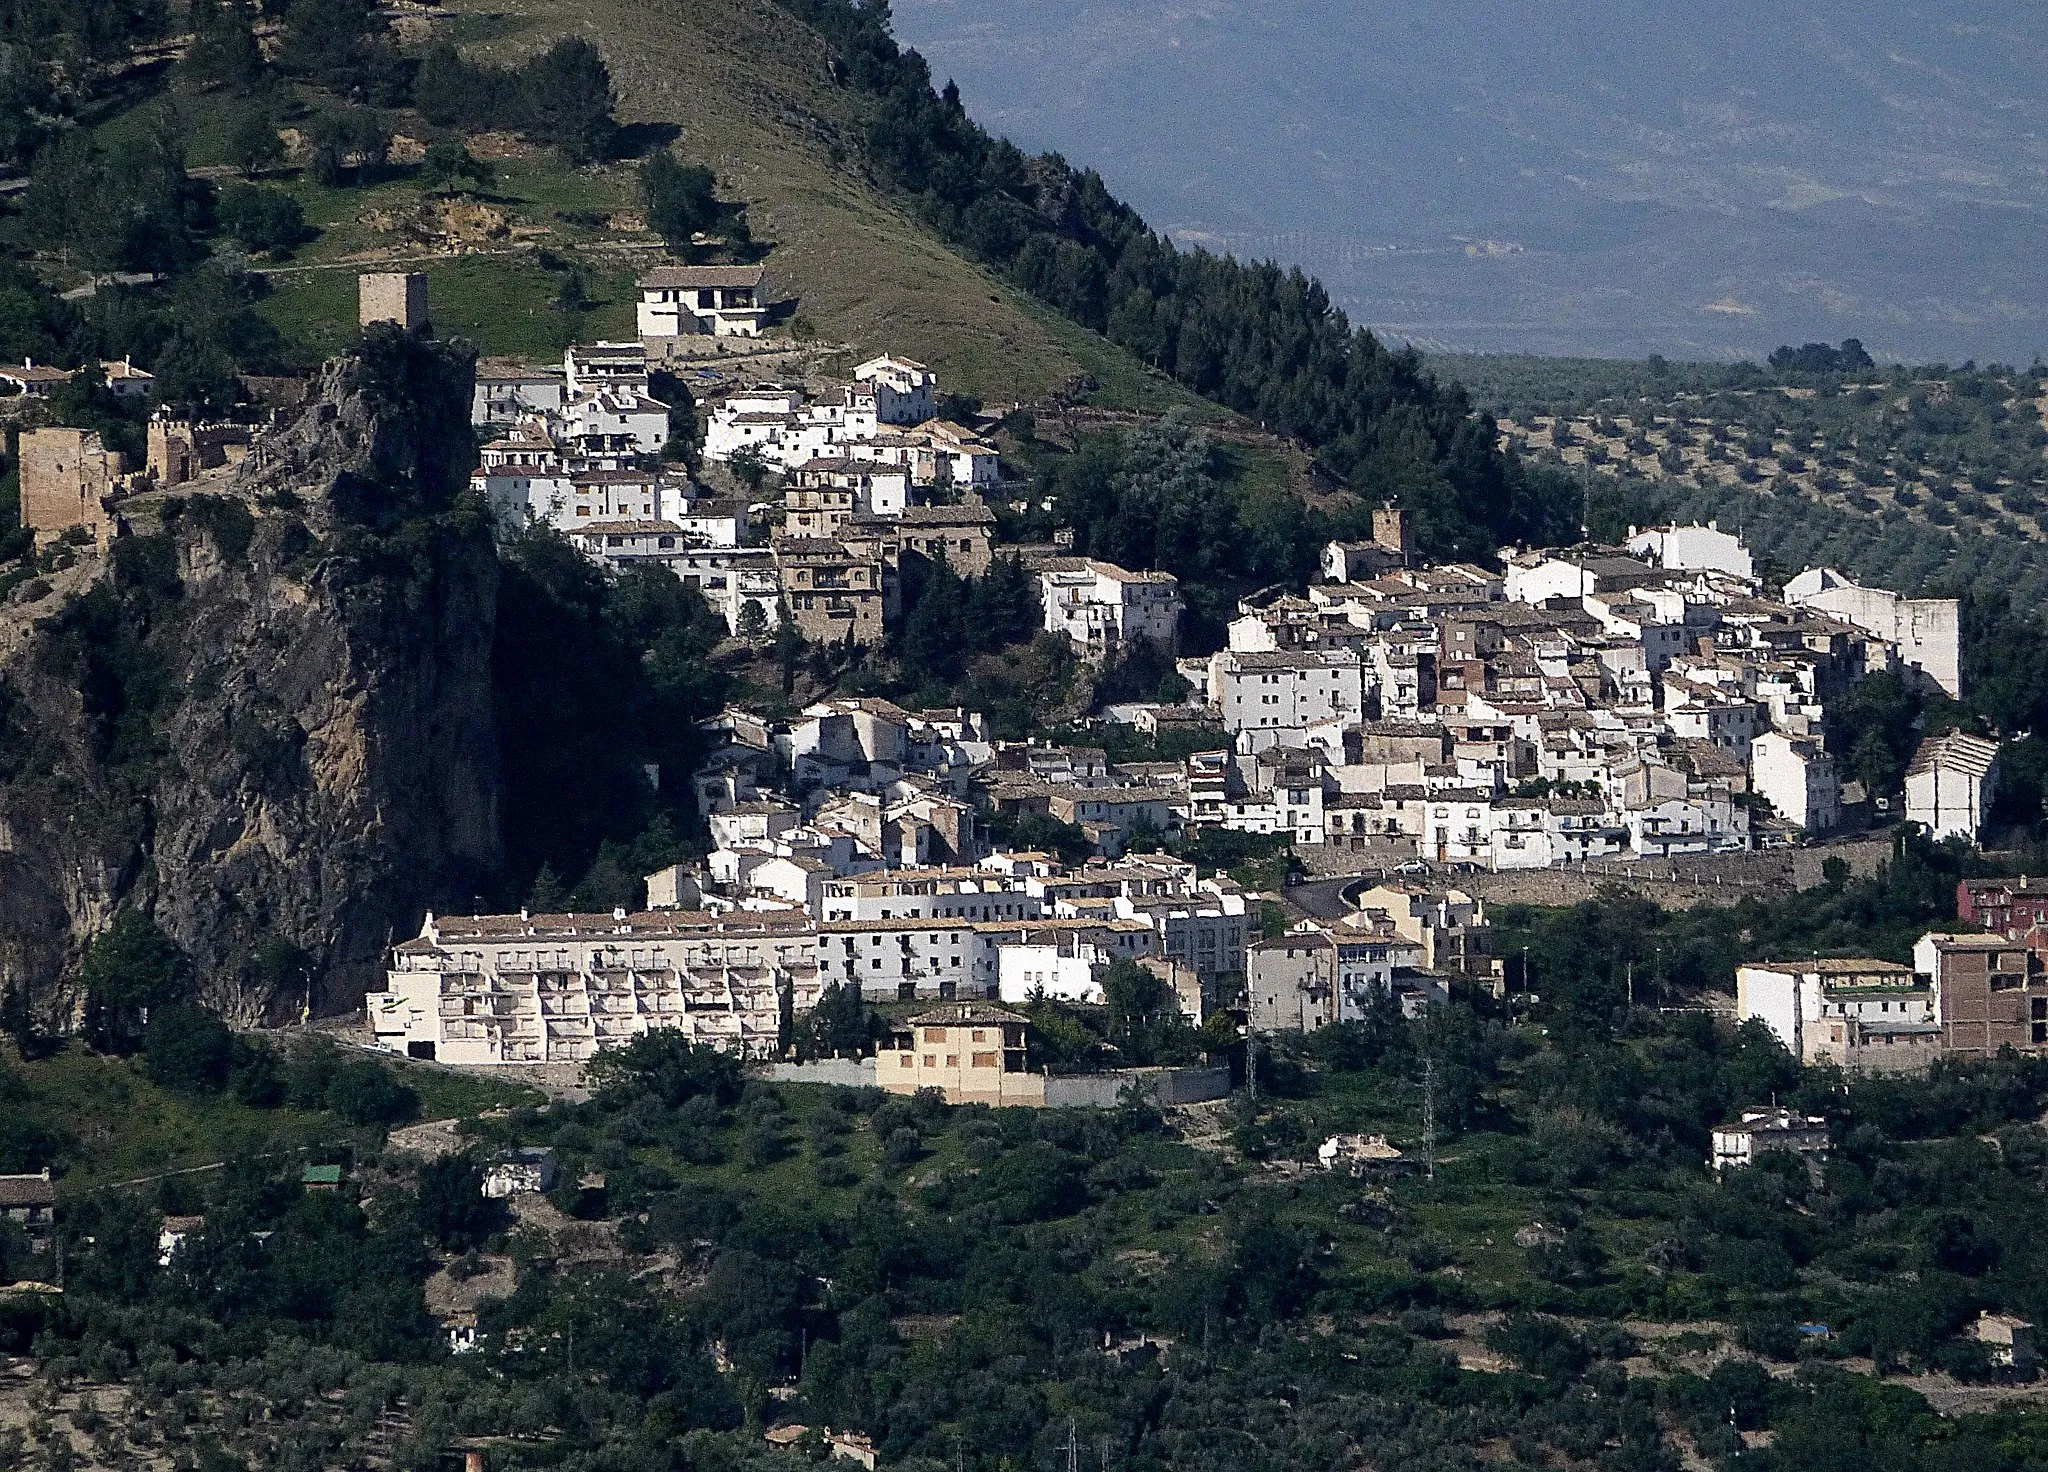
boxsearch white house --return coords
[851,355,937,425]
[1710,1107,1831,1173]
[1584,592,1689,674]
[1905,731,2000,842]
[473,366,566,426]
[1623,797,1718,857]
[1660,674,1758,757]
[1320,539,1403,585]
[1208,650,1366,752]
[672,498,744,547]
[1503,550,1658,606]
[483,1148,559,1198]
[1735,958,1937,1072]
[895,421,1000,488]
[746,855,834,913]
[1224,747,1329,844]
[1039,559,1183,661]
[563,386,671,457]
[636,265,768,339]
[1750,731,1839,833]
[816,917,985,1001]
[997,930,1120,1005]
[820,872,1041,925]
[564,341,650,395]
[1423,789,1496,867]
[1784,567,1962,698]
[1625,522,1754,579]
[1248,926,1407,1032]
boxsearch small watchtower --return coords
[359,272,429,331]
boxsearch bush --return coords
[588,1032,743,1109]
[143,1005,234,1092]
[80,912,192,1055]
[1486,1314,1590,1379]
[325,1058,416,1125]
[640,153,723,250]
[881,1127,923,1172]
[414,38,618,162]
[418,139,491,196]
[217,184,306,258]
[417,1155,506,1251]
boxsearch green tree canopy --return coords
[639,153,723,250]
[516,38,617,163]
[143,1004,234,1091]
[80,910,191,1054]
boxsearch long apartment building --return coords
[372,910,825,1065]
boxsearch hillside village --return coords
[9,265,2025,1091]
[14,6,2048,1472]
[7,262,2028,1069]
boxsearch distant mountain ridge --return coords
[892,0,2048,364]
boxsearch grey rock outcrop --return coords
[0,330,502,1025]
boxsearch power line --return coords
[1421,1054,1437,1184]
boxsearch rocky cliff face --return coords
[0,330,501,1024]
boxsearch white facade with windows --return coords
[370,911,822,1064]
[1210,650,1366,752]
[1039,559,1184,660]
[1750,731,1839,833]
[816,917,985,1001]
[637,266,768,338]
[852,355,938,425]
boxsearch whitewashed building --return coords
[370,910,823,1064]
[816,916,983,1001]
[996,930,1122,1006]
[562,386,671,458]
[1905,731,2000,842]
[1750,731,1839,833]
[1710,1107,1831,1173]
[1209,649,1366,752]
[1625,522,1754,580]
[1735,958,1937,1072]
[1784,567,1962,698]
[852,355,938,425]
[636,265,768,339]
[1039,559,1183,661]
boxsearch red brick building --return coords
[1957,877,2048,940]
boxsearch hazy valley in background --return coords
[893,0,2048,364]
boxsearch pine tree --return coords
[526,864,568,913]
[903,552,965,685]
[516,38,616,163]
[639,153,723,251]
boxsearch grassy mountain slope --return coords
[415,0,1206,409]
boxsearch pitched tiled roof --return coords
[639,265,767,288]
[908,1002,1028,1027]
